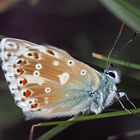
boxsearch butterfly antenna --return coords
[112,31,138,59]
[106,22,125,68]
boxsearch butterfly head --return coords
[104,63,121,84]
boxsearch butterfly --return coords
[0,38,133,120]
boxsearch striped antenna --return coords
[112,31,138,59]
[106,22,125,68]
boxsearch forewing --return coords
[0,38,101,119]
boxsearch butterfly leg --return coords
[116,91,136,113]
[29,123,40,140]
[117,91,136,109]
[68,109,87,122]
[67,112,82,122]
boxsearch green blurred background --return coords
[0,0,140,140]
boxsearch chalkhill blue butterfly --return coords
[0,37,134,120]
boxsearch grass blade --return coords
[99,0,140,32]
[92,52,140,70]
[37,108,140,140]
[37,123,73,140]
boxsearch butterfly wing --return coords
[0,38,101,119]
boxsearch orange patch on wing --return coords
[23,89,31,97]
[29,86,65,106]
[22,79,27,86]
[31,103,38,108]
[17,68,24,75]
[33,52,39,59]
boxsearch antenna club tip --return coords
[92,52,102,59]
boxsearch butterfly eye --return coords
[35,63,42,70]
[108,72,115,78]
[80,69,87,76]
[5,41,18,49]
[105,70,120,83]
[33,70,40,76]
[67,59,75,66]
[106,71,116,79]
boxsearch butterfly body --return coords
[0,38,123,119]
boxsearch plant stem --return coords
[37,108,140,140]
[92,52,140,70]
[37,108,140,127]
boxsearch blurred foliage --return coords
[99,0,140,32]
[0,0,20,14]
[0,81,22,127]
[0,95,22,127]
[30,0,40,6]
